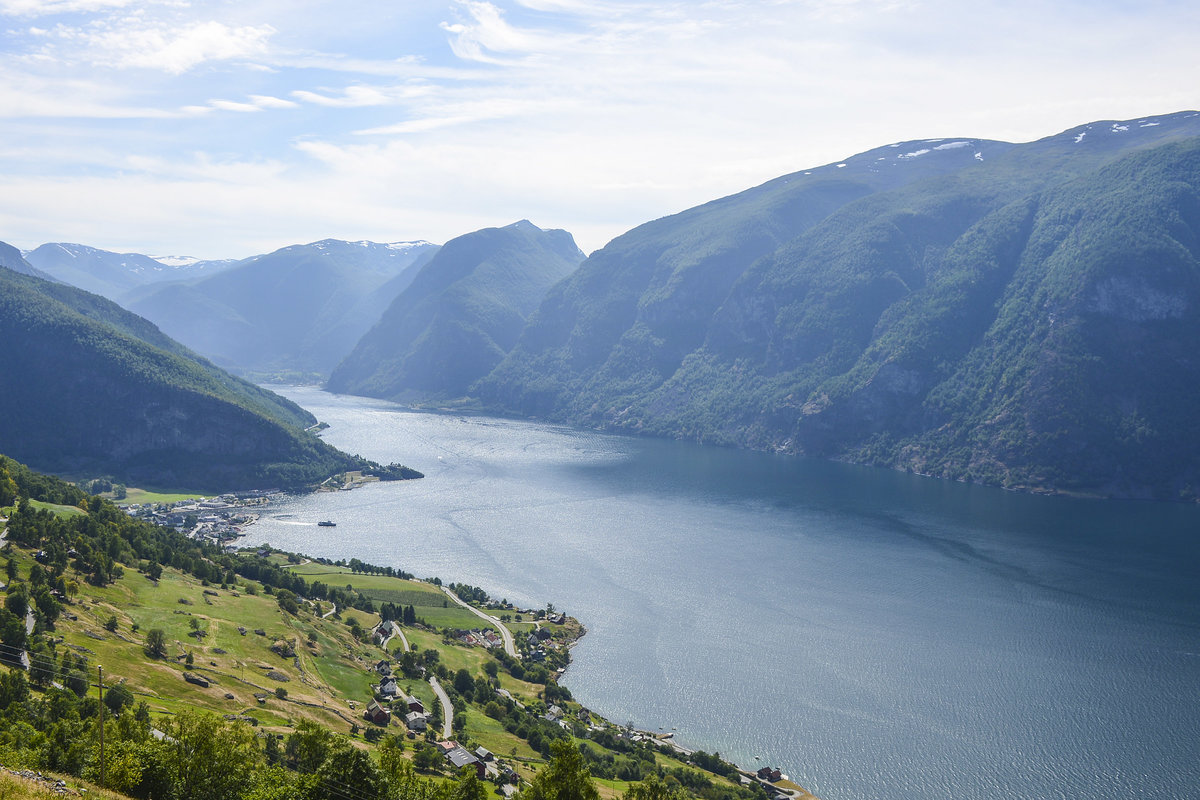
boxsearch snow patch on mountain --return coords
[153,255,204,267]
[933,141,971,150]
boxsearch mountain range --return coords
[9,110,1200,500]
[122,239,439,378]
[23,242,238,300]
[23,238,440,379]
[474,111,1200,500]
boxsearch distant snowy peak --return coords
[152,255,203,267]
[790,110,1200,185]
[808,136,1002,180]
[385,240,436,251]
[1060,109,1199,146]
[306,238,437,252]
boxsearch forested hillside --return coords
[328,221,582,401]
[475,112,1200,499]
[0,262,411,491]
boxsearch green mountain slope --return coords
[0,262,393,490]
[476,136,1008,417]
[327,221,583,401]
[477,111,1200,499]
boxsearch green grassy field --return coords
[4,533,769,800]
[120,488,210,504]
[285,565,485,630]
[28,498,87,517]
[38,552,399,736]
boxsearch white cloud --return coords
[84,20,276,73]
[440,0,565,64]
[291,84,430,108]
[0,69,175,117]
[0,0,137,15]
[248,94,297,109]
[182,93,300,114]
[209,99,263,113]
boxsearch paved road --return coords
[389,621,411,652]
[429,675,454,740]
[374,620,410,653]
[20,608,33,669]
[440,586,517,658]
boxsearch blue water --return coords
[242,387,1200,800]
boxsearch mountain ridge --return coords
[124,239,441,377]
[328,221,584,401]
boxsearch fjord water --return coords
[243,387,1200,800]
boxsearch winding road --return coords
[429,675,454,740]
[375,620,410,652]
[440,586,517,658]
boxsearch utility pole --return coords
[97,664,105,789]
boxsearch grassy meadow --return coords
[3,534,767,800]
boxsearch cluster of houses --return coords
[365,659,433,733]
[120,493,271,549]
[524,627,560,663]
[362,659,519,794]
[435,740,522,796]
[435,740,507,780]
[459,628,505,649]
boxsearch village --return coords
[119,492,276,549]
[354,614,800,800]
[356,615,570,799]
[109,498,803,800]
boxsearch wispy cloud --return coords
[0,0,138,15]
[291,83,433,108]
[183,93,299,115]
[33,18,276,73]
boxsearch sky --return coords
[1,0,1197,259]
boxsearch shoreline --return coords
[117,472,819,798]
[228,502,816,798]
